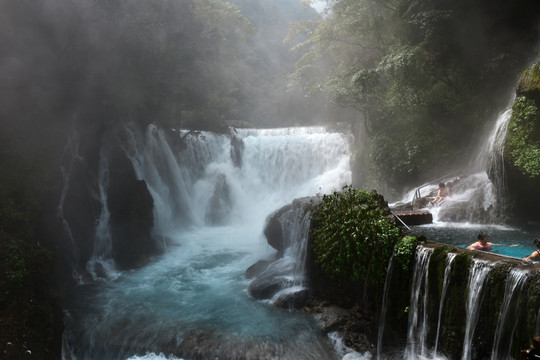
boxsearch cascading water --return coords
[58,130,84,281]
[398,103,515,224]
[62,124,353,360]
[491,269,528,360]
[376,254,395,360]
[432,252,457,357]
[404,247,433,358]
[86,136,119,281]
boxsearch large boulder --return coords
[107,146,159,269]
[503,62,540,223]
[248,197,316,303]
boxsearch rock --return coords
[228,128,244,168]
[107,146,159,270]
[248,280,283,300]
[245,256,278,279]
[501,62,540,223]
[272,289,309,309]
[517,62,540,104]
[263,197,317,255]
[313,305,350,333]
[263,205,292,255]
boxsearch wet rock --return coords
[229,128,244,168]
[107,146,159,270]
[248,273,289,300]
[245,256,277,279]
[273,289,309,309]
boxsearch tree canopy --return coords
[291,0,540,193]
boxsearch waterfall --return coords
[491,268,528,360]
[396,104,515,224]
[57,129,84,281]
[405,246,433,358]
[376,254,395,360]
[433,252,457,357]
[461,259,492,360]
[117,123,352,235]
[86,135,121,280]
[62,124,353,360]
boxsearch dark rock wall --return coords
[108,145,159,269]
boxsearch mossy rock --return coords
[517,62,540,104]
[503,62,540,222]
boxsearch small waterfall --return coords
[396,104,515,224]
[57,130,84,281]
[86,137,119,280]
[474,107,513,176]
[433,252,457,357]
[267,200,315,302]
[491,268,528,360]
[461,259,492,360]
[405,246,433,358]
[376,254,395,360]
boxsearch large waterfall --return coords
[62,124,353,360]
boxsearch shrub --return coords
[310,185,401,286]
[394,236,418,271]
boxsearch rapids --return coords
[62,125,355,360]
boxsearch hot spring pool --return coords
[407,222,540,258]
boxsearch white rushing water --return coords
[404,247,433,359]
[461,260,492,360]
[432,253,457,357]
[63,125,353,360]
[394,105,515,225]
[491,269,528,360]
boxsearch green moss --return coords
[506,96,540,178]
[394,236,418,272]
[310,185,401,288]
[517,63,540,97]
[526,271,540,337]
[490,263,512,321]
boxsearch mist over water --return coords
[62,125,352,360]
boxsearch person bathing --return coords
[467,232,518,251]
[522,238,540,261]
[430,182,450,205]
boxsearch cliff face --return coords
[504,62,540,222]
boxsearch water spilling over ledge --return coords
[378,242,540,360]
[61,125,353,359]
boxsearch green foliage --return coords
[394,236,418,271]
[310,185,401,285]
[289,0,540,190]
[506,96,540,178]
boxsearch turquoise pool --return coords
[406,222,540,259]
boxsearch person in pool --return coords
[522,238,540,261]
[466,232,518,251]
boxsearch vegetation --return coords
[310,186,401,286]
[291,0,540,193]
[506,96,540,177]
[394,236,418,272]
